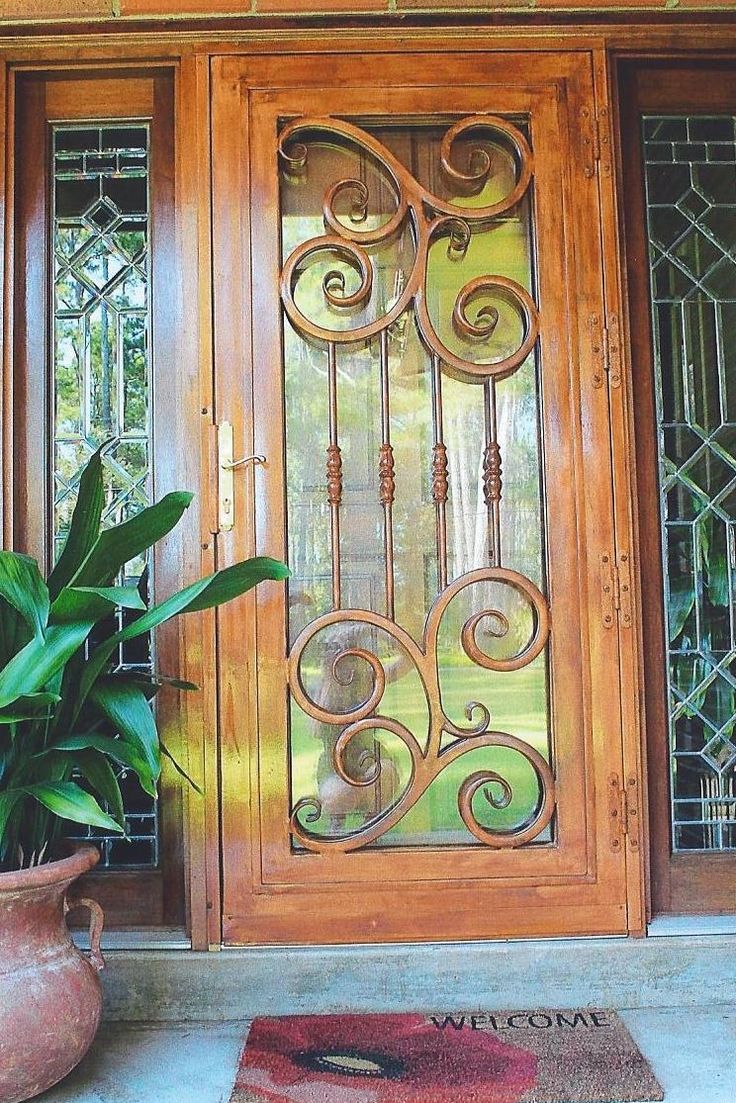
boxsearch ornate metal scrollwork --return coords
[289,569,554,853]
[281,114,554,852]
[278,115,539,384]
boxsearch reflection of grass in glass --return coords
[290,660,549,847]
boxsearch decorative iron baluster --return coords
[483,379,503,568]
[326,342,343,610]
[378,329,396,620]
[431,354,449,593]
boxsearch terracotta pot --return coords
[0,846,105,1103]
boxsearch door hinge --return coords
[600,551,632,630]
[581,106,598,178]
[591,313,622,390]
[581,106,611,179]
[603,313,622,389]
[596,106,612,177]
[617,551,632,629]
[590,312,622,390]
[608,774,640,853]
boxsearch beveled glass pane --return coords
[643,114,736,852]
[281,116,551,852]
[51,124,156,869]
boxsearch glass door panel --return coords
[281,118,552,853]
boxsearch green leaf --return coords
[0,622,94,711]
[0,790,24,852]
[87,680,161,797]
[110,672,199,703]
[26,781,124,834]
[78,557,289,709]
[668,576,696,643]
[701,516,730,609]
[48,447,105,600]
[160,741,203,796]
[70,492,194,589]
[74,749,125,828]
[0,552,50,642]
[0,595,32,669]
[50,733,152,785]
[182,558,290,613]
[0,692,60,724]
[26,749,73,786]
[50,585,146,625]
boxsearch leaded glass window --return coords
[52,124,157,867]
[643,115,736,851]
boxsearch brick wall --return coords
[1,0,735,21]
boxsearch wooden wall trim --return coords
[0,25,734,67]
[173,52,221,951]
[593,45,650,934]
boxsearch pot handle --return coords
[65,895,105,971]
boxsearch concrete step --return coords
[100,934,736,1021]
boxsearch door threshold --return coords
[73,927,191,952]
[648,915,736,937]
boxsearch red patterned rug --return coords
[229,1010,664,1102]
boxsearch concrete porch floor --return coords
[37,1008,736,1103]
[36,934,736,1103]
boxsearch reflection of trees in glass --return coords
[53,217,149,551]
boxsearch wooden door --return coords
[213,51,630,944]
[621,61,736,915]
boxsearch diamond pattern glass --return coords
[643,115,736,851]
[52,125,157,868]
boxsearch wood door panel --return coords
[214,51,628,943]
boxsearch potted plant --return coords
[0,449,288,1103]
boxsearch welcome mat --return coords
[229,1010,664,1103]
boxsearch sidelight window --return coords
[52,123,157,868]
[643,114,736,852]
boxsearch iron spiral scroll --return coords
[278,114,539,383]
[288,570,555,852]
[280,114,555,850]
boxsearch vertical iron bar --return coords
[327,342,343,609]
[379,329,396,620]
[483,378,503,568]
[431,354,449,592]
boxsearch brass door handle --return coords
[221,453,266,471]
[218,421,265,531]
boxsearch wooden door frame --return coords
[3,56,220,946]
[0,26,734,947]
[614,56,736,916]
